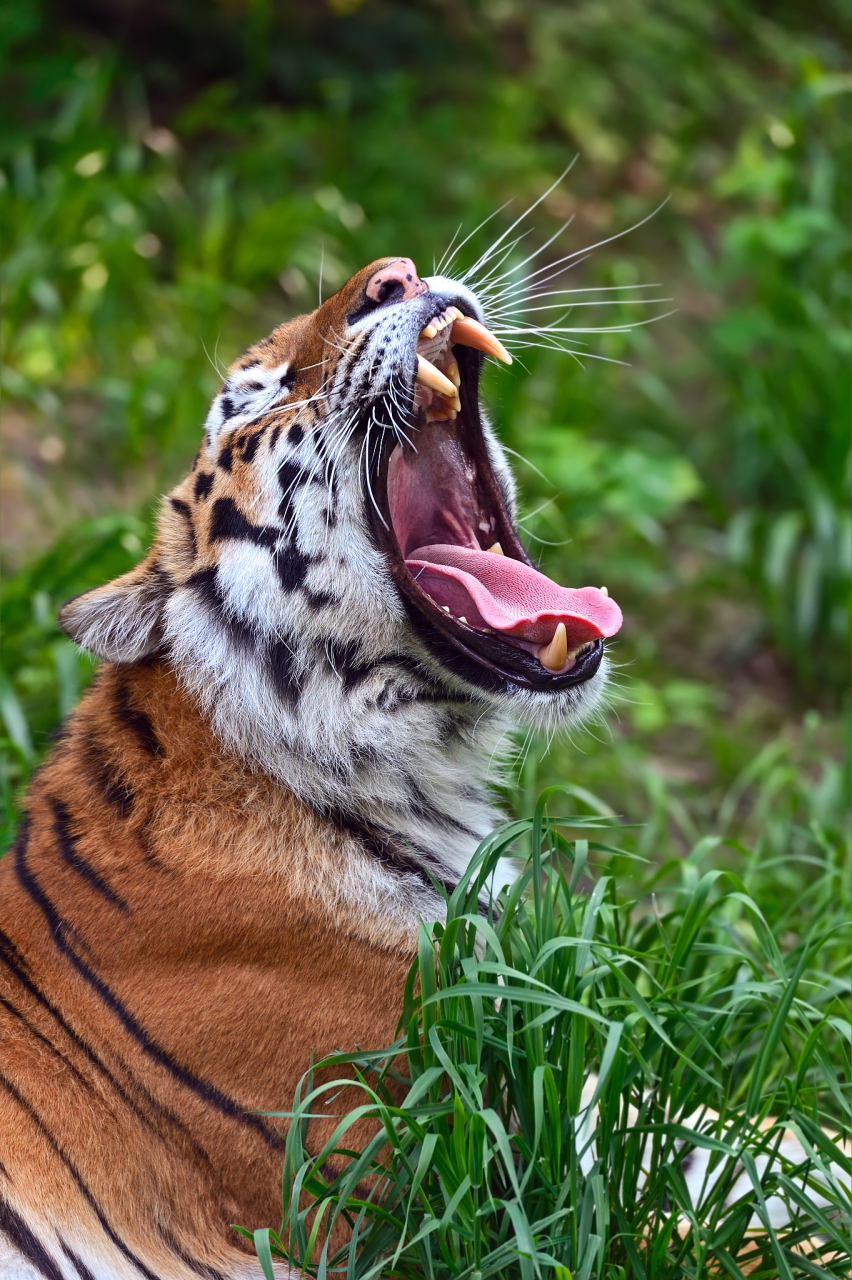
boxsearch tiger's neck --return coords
[35,660,511,933]
[164,624,517,899]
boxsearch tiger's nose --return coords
[366,258,428,305]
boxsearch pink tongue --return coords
[406,545,622,645]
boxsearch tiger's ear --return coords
[59,553,171,663]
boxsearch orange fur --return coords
[0,661,415,1276]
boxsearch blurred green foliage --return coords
[1,1,850,865]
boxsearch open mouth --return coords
[371,301,623,693]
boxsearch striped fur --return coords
[1,256,845,1276]
[2,259,611,1277]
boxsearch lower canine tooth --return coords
[600,585,609,598]
[415,355,456,398]
[488,542,504,555]
[538,622,568,672]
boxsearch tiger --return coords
[0,255,624,1279]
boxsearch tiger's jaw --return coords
[365,282,622,704]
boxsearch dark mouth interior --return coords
[372,303,615,692]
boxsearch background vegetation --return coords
[1,0,849,1272]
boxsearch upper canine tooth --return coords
[420,323,437,339]
[538,622,568,672]
[415,355,456,398]
[450,316,512,365]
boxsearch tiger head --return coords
[61,256,622,887]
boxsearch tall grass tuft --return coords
[247,791,850,1280]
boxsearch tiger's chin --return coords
[368,295,621,723]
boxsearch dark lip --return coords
[369,292,604,695]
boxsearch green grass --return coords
[250,792,851,1280]
[1,5,849,1270]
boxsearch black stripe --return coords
[304,588,337,610]
[59,1239,98,1280]
[169,498,198,558]
[0,928,214,1164]
[324,638,374,691]
[51,797,130,914]
[0,1197,65,1280]
[0,1072,164,1280]
[267,639,302,708]
[137,820,174,874]
[272,544,311,593]
[159,1225,226,1280]
[324,808,456,900]
[276,457,308,527]
[185,567,257,651]
[112,674,163,759]
[13,830,285,1151]
[82,735,135,817]
[239,428,264,464]
[403,775,479,840]
[0,997,95,1097]
[193,471,214,501]
[208,497,277,549]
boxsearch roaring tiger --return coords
[0,257,623,1278]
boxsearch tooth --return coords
[458,616,467,624]
[448,391,461,412]
[538,622,567,672]
[416,355,456,398]
[446,360,460,387]
[487,542,504,555]
[600,586,609,598]
[442,605,450,612]
[450,316,512,365]
[450,306,464,320]
[420,323,437,339]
